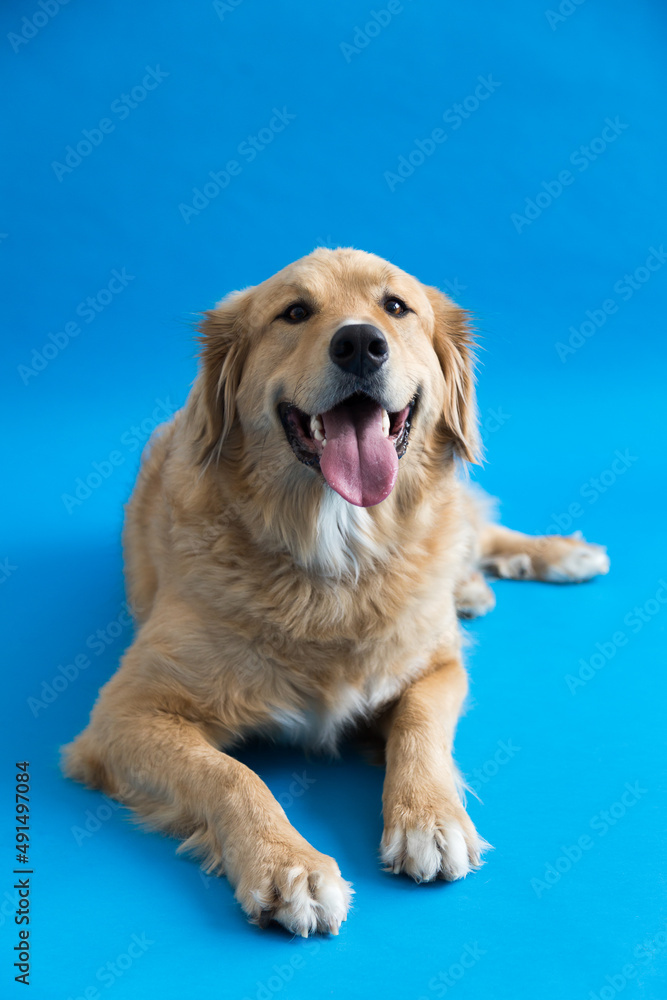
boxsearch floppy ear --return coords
[194,289,251,464]
[423,284,480,464]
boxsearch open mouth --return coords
[278,392,416,508]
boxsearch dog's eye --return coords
[384,297,408,317]
[280,303,310,324]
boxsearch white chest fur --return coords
[268,659,427,751]
[299,488,385,579]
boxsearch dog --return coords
[62,247,609,936]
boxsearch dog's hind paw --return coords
[482,533,610,584]
[539,538,610,583]
[455,571,496,618]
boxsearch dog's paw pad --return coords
[381,819,486,883]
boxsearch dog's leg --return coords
[62,656,351,937]
[479,523,610,583]
[380,654,487,882]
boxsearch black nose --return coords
[329,324,389,377]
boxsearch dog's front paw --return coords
[381,803,487,883]
[236,842,352,937]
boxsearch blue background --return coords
[2,0,666,997]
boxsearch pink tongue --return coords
[320,397,398,507]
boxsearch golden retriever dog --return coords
[62,247,609,936]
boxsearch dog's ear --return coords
[194,288,252,464]
[423,284,480,464]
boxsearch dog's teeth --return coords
[321,438,327,446]
[313,428,325,441]
[381,409,390,437]
[310,415,324,436]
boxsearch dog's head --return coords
[195,248,478,508]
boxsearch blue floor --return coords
[2,1,666,997]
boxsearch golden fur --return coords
[62,248,609,936]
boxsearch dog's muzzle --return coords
[279,390,417,509]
